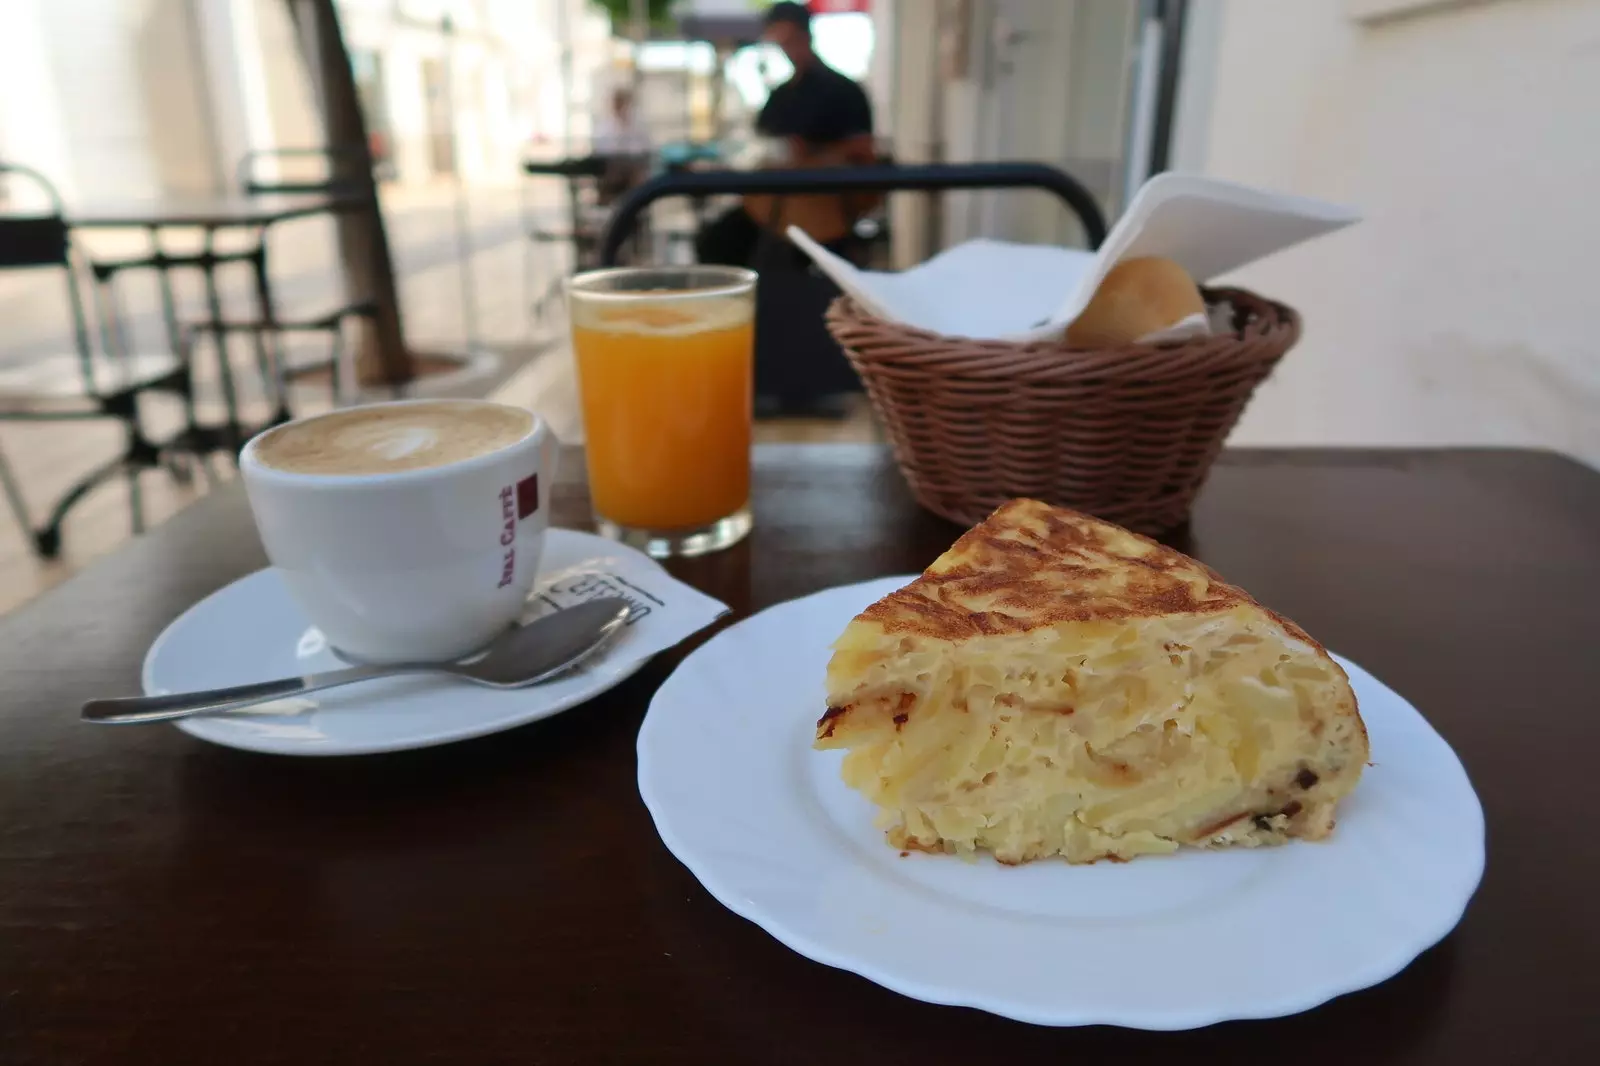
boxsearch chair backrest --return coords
[237,146,369,196]
[0,161,99,376]
[592,162,1110,411]
[597,161,1110,266]
[0,162,71,271]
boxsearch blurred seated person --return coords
[592,87,651,204]
[695,1,877,266]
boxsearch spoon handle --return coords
[81,662,434,724]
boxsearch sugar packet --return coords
[524,551,731,681]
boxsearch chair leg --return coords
[126,463,145,536]
[35,454,129,559]
[534,275,563,326]
[121,395,152,536]
[328,326,347,407]
[0,441,32,538]
[162,451,197,487]
[182,451,211,490]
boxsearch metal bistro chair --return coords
[181,146,376,417]
[0,162,191,556]
[598,162,1109,416]
[522,155,613,325]
[236,146,370,198]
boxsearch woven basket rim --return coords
[826,287,1299,383]
[827,285,1291,350]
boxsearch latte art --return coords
[254,401,533,475]
[346,424,439,463]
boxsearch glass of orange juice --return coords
[567,265,757,558]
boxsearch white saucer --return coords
[148,528,662,756]
[637,576,1486,1029]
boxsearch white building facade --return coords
[0,0,612,201]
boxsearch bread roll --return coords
[1064,256,1206,348]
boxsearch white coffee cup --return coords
[240,400,559,663]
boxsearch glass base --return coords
[595,505,752,559]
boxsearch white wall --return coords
[883,0,940,267]
[194,0,282,183]
[866,0,897,138]
[0,0,74,200]
[250,0,324,159]
[0,0,222,202]
[1190,0,1600,466]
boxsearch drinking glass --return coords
[567,265,757,558]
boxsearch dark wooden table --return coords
[3,445,1598,1064]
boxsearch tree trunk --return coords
[287,0,412,386]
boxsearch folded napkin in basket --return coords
[788,173,1359,343]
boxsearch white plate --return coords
[149,529,661,756]
[637,576,1486,1029]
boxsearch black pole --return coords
[1147,0,1189,176]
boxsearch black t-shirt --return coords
[756,61,873,147]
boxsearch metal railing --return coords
[597,161,1109,266]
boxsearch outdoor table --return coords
[69,192,365,451]
[2,444,1596,1064]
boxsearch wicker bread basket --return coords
[825,287,1300,534]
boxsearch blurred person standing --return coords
[695,1,877,266]
[593,86,652,204]
[593,87,651,158]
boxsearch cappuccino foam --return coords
[254,402,533,475]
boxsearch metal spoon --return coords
[81,598,632,725]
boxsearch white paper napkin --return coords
[527,549,729,672]
[789,172,1359,342]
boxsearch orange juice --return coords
[571,297,753,531]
